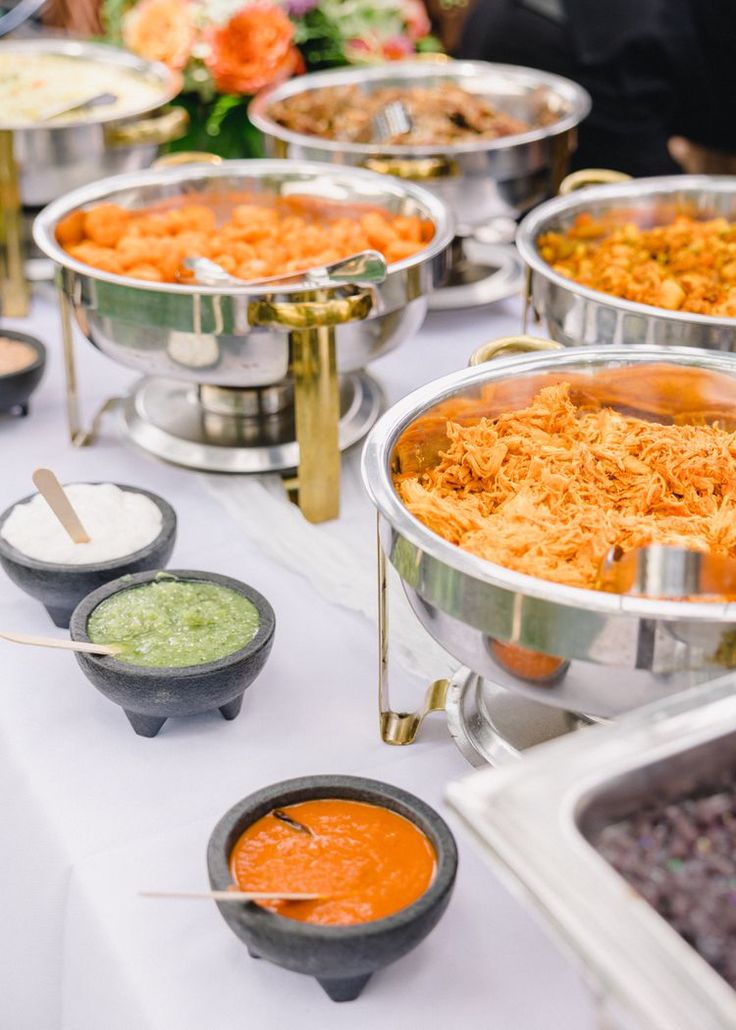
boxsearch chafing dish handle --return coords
[469,334,562,366]
[558,168,632,195]
[362,156,458,181]
[104,106,189,149]
[249,289,374,524]
[248,291,374,330]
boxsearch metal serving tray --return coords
[447,676,736,1030]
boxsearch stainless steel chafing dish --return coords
[250,60,590,309]
[34,159,453,522]
[0,37,186,316]
[517,174,736,350]
[2,38,185,206]
[447,675,736,1030]
[361,339,736,750]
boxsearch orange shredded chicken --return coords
[56,193,434,284]
[538,213,736,317]
[395,382,736,590]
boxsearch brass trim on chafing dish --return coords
[104,106,189,148]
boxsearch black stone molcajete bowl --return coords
[0,485,176,628]
[207,775,458,1003]
[70,569,275,737]
[0,330,45,416]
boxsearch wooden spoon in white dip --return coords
[31,468,90,544]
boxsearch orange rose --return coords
[123,0,195,70]
[205,4,302,96]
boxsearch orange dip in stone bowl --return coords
[208,776,457,1002]
[230,798,437,926]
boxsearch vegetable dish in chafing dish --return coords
[538,214,736,317]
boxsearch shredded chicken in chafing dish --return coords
[395,382,736,589]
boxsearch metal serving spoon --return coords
[183,249,388,289]
[597,544,736,598]
[372,100,413,142]
[41,92,117,123]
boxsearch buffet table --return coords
[1,288,597,1030]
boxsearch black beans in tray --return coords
[593,772,736,991]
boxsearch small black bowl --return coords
[0,330,45,416]
[207,775,458,1003]
[70,569,275,737]
[0,484,177,628]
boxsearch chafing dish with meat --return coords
[251,60,590,309]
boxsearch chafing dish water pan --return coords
[34,160,452,522]
[517,175,736,351]
[362,344,736,721]
[447,676,736,1030]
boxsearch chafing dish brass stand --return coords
[57,277,372,522]
[377,335,561,745]
[248,289,372,522]
[377,522,451,745]
[0,131,29,317]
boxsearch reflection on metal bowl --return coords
[362,344,736,718]
[517,175,736,350]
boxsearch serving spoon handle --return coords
[184,249,387,289]
[0,630,122,656]
[140,890,325,902]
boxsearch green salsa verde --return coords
[87,579,260,668]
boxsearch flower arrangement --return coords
[103,0,440,156]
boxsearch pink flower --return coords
[382,35,415,60]
[403,0,431,41]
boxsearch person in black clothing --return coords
[458,0,736,177]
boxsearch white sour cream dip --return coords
[1,483,163,565]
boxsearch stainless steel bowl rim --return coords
[0,37,182,132]
[517,174,736,330]
[362,343,736,623]
[249,59,592,158]
[32,158,454,297]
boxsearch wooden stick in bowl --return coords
[0,630,122,656]
[140,890,325,902]
[32,468,90,544]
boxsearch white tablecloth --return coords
[0,288,597,1030]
